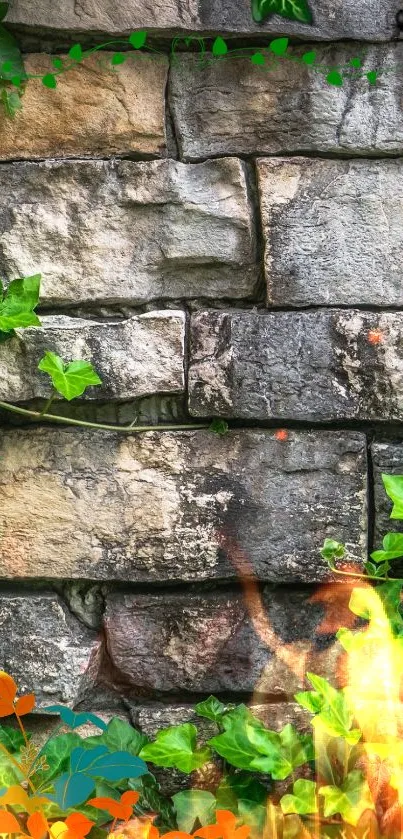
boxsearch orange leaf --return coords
[88,797,126,820]
[0,672,17,703]
[0,698,16,717]
[0,810,21,833]
[121,791,140,807]
[15,693,36,716]
[27,811,49,839]
[161,833,194,839]
[65,814,95,839]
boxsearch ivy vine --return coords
[0,0,392,116]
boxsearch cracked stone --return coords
[170,45,403,160]
[0,428,366,583]
[0,312,185,402]
[0,54,167,160]
[0,158,257,305]
[188,309,403,421]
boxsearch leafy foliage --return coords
[251,0,312,24]
[139,724,211,773]
[0,274,41,339]
[38,352,102,400]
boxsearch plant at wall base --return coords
[0,2,26,116]
[0,274,227,436]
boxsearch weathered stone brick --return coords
[0,594,101,707]
[258,158,403,307]
[170,45,403,160]
[189,310,403,421]
[372,442,403,549]
[0,312,185,402]
[0,428,366,583]
[0,158,257,305]
[0,54,167,160]
[104,587,343,697]
[7,0,398,40]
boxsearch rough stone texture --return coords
[170,45,403,160]
[189,309,403,421]
[104,587,343,697]
[0,54,167,161]
[372,442,403,548]
[0,311,185,402]
[0,158,257,305]
[258,158,403,307]
[0,428,366,583]
[0,594,101,707]
[6,0,400,40]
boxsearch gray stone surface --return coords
[0,594,101,707]
[189,309,403,421]
[170,45,403,160]
[372,442,403,548]
[0,312,185,402]
[104,587,343,697]
[0,159,257,306]
[7,0,399,40]
[258,158,403,307]
[0,428,366,583]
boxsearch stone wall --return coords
[0,0,401,752]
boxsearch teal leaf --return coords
[70,746,148,781]
[38,352,102,400]
[43,706,107,731]
[48,772,95,809]
[129,31,147,49]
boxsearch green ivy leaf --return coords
[319,771,375,826]
[217,773,268,833]
[320,538,345,564]
[0,21,25,81]
[0,726,25,753]
[251,52,265,65]
[111,52,127,66]
[367,71,378,85]
[209,419,229,436]
[173,790,216,832]
[327,71,343,86]
[0,87,22,117]
[129,31,147,49]
[139,724,211,773]
[129,774,177,833]
[83,717,149,756]
[52,58,64,70]
[252,0,312,24]
[294,690,324,715]
[196,696,234,722]
[350,57,361,68]
[38,352,102,401]
[0,4,9,22]
[208,705,267,772]
[306,674,361,745]
[280,779,318,815]
[302,51,316,64]
[382,474,403,519]
[248,724,313,780]
[371,531,403,564]
[0,274,41,333]
[212,37,228,56]
[269,37,289,56]
[69,43,83,62]
[42,74,57,89]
